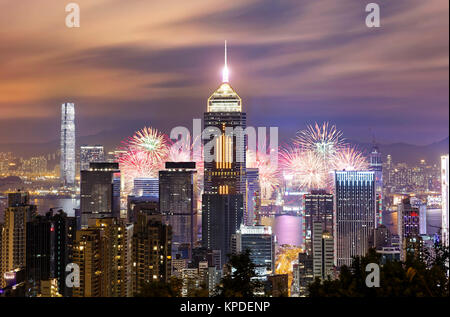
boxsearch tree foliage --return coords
[308,243,449,297]
[215,250,263,297]
[135,277,182,297]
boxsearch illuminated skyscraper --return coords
[0,192,37,288]
[369,144,383,227]
[304,190,333,254]
[132,212,172,294]
[72,228,102,297]
[202,42,246,266]
[60,103,75,185]
[231,224,275,277]
[334,171,376,267]
[397,197,421,260]
[80,145,105,171]
[441,154,449,246]
[203,41,246,195]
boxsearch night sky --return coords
[0,0,448,145]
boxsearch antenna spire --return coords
[222,40,229,83]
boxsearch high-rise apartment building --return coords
[72,228,102,297]
[334,171,376,267]
[159,162,197,258]
[60,102,75,185]
[132,212,172,294]
[87,217,132,297]
[80,145,105,171]
[0,192,37,288]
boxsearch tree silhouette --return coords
[308,243,449,297]
[215,249,263,297]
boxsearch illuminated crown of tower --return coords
[207,41,242,112]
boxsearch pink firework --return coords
[118,150,159,179]
[168,135,205,198]
[117,127,170,194]
[280,147,329,190]
[124,127,170,163]
[247,149,280,199]
[332,146,369,171]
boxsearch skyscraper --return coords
[334,171,376,267]
[246,168,261,226]
[203,42,246,195]
[72,228,102,297]
[297,252,313,297]
[159,162,197,258]
[87,217,132,297]
[80,162,121,227]
[441,154,449,247]
[369,144,383,227]
[303,190,333,254]
[202,42,246,267]
[0,192,37,288]
[397,197,422,260]
[133,177,159,197]
[202,194,244,267]
[231,224,275,277]
[60,102,75,186]
[80,145,105,171]
[132,212,172,294]
[312,221,334,280]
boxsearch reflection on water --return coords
[1,197,79,219]
[270,215,302,247]
[32,198,79,217]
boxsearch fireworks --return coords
[117,127,170,194]
[125,127,170,163]
[280,148,329,190]
[295,122,346,160]
[331,146,369,171]
[168,135,205,198]
[247,149,279,199]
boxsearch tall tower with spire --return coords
[369,140,383,227]
[202,42,246,266]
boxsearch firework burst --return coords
[280,147,330,190]
[247,149,280,199]
[295,122,346,160]
[117,127,170,194]
[331,146,369,171]
[125,127,170,163]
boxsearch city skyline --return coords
[0,0,448,146]
[0,0,448,301]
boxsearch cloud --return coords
[0,0,447,145]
